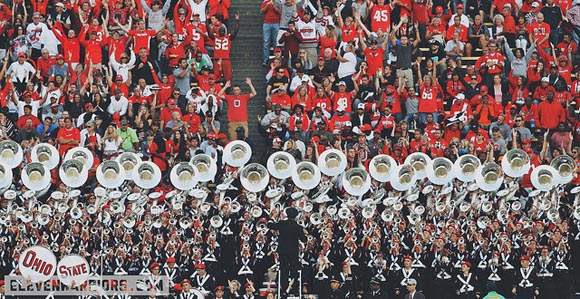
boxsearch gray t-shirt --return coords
[395,44,413,69]
[173,67,192,94]
[405,96,419,114]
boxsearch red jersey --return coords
[341,25,357,43]
[483,52,505,74]
[364,47,385,76]
[182,113,201,134]
[213,35,232,59]
[332,91,355,113]
[311,96,332,112]
[128,29,157,52]
[370,4,393,32]
[80,39,107,64]
[530,22,550,48]
[557,42,578,58]
[418,85,438,113]
[224,94,251,122]
[186,23,208,54]
[57,127,80,156]
[445,24,468,42]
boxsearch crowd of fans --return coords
[1,0,580,297]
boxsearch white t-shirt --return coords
[39,30,61,56]
[26,22,50,49]
[337,52,357,79]
[7,61,36,83]
[187,0,208,22]
[17,100,41,117]
[108,96,129,116]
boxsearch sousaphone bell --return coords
[502,149,531,177]
[267,151,296,179]
[390,164,416,191]
[531,165,557,192]
[426,157,455,185]
[133,161,162,189]
[0,140,23,168]
[190,154,218,182]
[59,159,88,188]
[405,152,432,179]
[550,155,576,184]
[475,163,504,192]
[170,162,199,191]
[240,163,270,192]
[21,162,51,191]
[342,167,372,196]
[96,160,126,189]
[318,149,347,176]
[223,140,252,167]
[453,154,481,182]
[0,163,13,189]
[30,143,59,170]
[65,147,94,172]
[291,162,321,190]
[369,154,397,182]
[116,152,142,180]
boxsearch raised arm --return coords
[246,77,257,98]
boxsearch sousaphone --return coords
[59,159,88,188]
[132,161,162,189]
[96,160,126,189]
[0,140,23,168]
[426,157,455,185]
[390,164,416,191]
[475,163,504,192]
[170,162,199,191]
[369,154,397,182]
[0,162,13,189]
[267,151,296,179]
[318,149,347,176]
[21,162,51,191]
[531,165,557,192]
[240,163,270,192]
[116,152,142,180]
[453,154,481,182]
[30,143,59,170]
[190,154,218,182]
[405,152,432,179]
[291,162,321,190]
[550,155,576,184]
[502,149,531,178]
[223,140,252,167]
[64,147,94,172]
[342,167,372,196]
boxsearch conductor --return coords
[268,207,306,296]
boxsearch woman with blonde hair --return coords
[102,124,123,160]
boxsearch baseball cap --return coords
[120,119,129,125]
[455,93,465,100]
[18,52,26,58]
[345,121,352,127]
[207,132,218,140]
[456,3,464,8]
[51,103,59,107]
[541,77,550,82]
[274,47,282,53]
[115,75,123,81]
[168,99,177,105]
[235,126,245,133]
[333,129,341,134]
[407,278,417,286]
[357,103,365,110]
[531,1,539,7]
[150,84,161,90]
[436,6,443,12]
[480,85,488,93]
[55,2,65,7]
[273,137,282,143]
[317,56,324,61]
[84,103,93,109]
[522,138,531,145]
[337,106,345,112]
[338,81,347,86]
[56,54,64,60]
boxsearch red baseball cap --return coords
[462,261,472,267]
[457,3,464,8]
[56,54,64,60]
[115,75,123,81]
[18,52,26,58]
[194,263,206,269]
[436,6,443,12]
[207,132,218,140]
[168,99,177,105]
[480,85,488,93]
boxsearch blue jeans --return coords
[263,23,280,63]
[418,112,438,126]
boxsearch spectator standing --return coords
[261,0,282,66]
[218,78,257,139]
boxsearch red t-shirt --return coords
[224,94,251,122]
[182,113,202,134]
[57,127,80,156]
[261,0,281,24]
[128,29,157,52]
[370,4,392,32]
[364,47,385,76]
[530,22,550,48]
